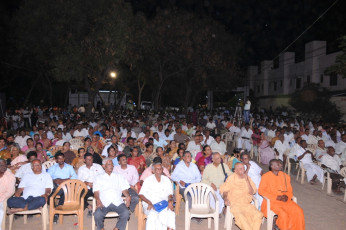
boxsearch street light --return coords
[110,71,117,78]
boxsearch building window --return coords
[273,82,277,91]
[320,74,323,83]
[307,75,310,84]
[296,78,301,89]
[330,74,337,86]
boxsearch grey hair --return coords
[151,161,162,171]
[212,152,221,157]
[240,151,250,160]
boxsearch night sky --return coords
[0,0,345,106]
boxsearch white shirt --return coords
[14,135,31,149]
[240,128,253,139]
[296,146,313,165]
[78,164,104,188]
[62,133,72,141]
[229,126,240,134]
[139,174,173,204]
[274,140,290,160]
[15,162,45,179]
[244,100,251,110]
[267,130,276,138]
[73,130,85,137]
[321,154,342,173]
[206,122,216,130]
[19,172,53,199]
[113,165,139,186]
[93,172,130,207]
[315,147,327,161]
[202,136,214,146]
[210,140,227,155]
[101,143,123,157]
[186,141,202,153]
[335,141,346,155]
[244,161,262,187]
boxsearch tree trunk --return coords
[137,76,146,110]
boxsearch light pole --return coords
[110,71,117,78]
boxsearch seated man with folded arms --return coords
[48,151,77,223]
[7,159,53,214]
[113,154,139,213]
[139,161,175,230]
[93,159,130,230]
[220,162,263,230]
[0,158,16,227]
[77,152,104,216]
[321,146,345,194]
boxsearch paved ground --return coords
[6,163,346,230]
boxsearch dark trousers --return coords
[83,188,94,209]
[94,203,129,230]
[128,188,139,213]
[7,196,46,210]
[179,187,192,208]
[49,183,65,206]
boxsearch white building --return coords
[247,40,346,115]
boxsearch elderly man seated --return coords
[220,162,263,230]
[7,159,53,214]
[210,134,227,155]
[139,161,175,230]
[201,152,231,214]
[315,140,328,161]
[15,151,44,182]
[113,154,139,213]
[93,159,131,230]
[321,146,345,194]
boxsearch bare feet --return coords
[310,175,317,184]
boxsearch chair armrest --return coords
[262,196,271,216]
[252,196,258,208]
[292,196,297,203]
[49,183,64,207]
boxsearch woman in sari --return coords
[142,143,156,167]
[165,140,178,159]
[71,147,86,171]
[8,145,27,172]
[196,145,213,174]
[156,147,171,173]
[35,142,48,162]
[128,146,146,174]
[21,138,36,154]
[259,132,275,165]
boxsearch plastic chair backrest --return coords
[57,179,88,206]
[184,183,216,208]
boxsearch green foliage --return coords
[289,83,341,122]
[326,36,346,78]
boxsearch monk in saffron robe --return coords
[220,162,263,230]
[259,159,305,230]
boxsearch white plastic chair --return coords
[8,203,48,230]
[184,183,219,230]
[296,162,306,184]
[91,198,128,230]
[69,138,84,150]
[224,197,258,230]
[262,196,297,230]
[42,160,56,170]
[2,199,7,230]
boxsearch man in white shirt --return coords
[238,123,253,152]
[139,162,175,230]
[161,129,174,144]
[15,151,44,181]
[300,129,310,142]
[315,140,328,161]
[7,159,53,214]
[206,118,216,130]
[273,135,290,163]
[73,124,85,138]
[321,146,345,194]
[78,153,104,215]
[243,97,251,123]
[296,140,324,184]
[153,132,167,148]
[93,159,131,230]
[113,154,139,213]
[202,130,214,146]
[186,135,203,158]
[14,129,31,149]
[210,134,227,155]
[101,135,123,157]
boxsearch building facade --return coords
[247,40,345,111]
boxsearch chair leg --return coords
[49,211,54,230]
[59,214,63,225]
[208,217,211,228]
[24,214,27,224]
[185,216,191,230]
[79,211,84,230]
[9,214,14,230]
[301,169,305,184]
[215,216,219,230]
[267,215,273,230]
[327,177,332,194]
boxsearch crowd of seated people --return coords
[0,106,345,230]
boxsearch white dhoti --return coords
[303,163,324,183]
[251,178,263,210]
[209,189,224,214]
[238,138,251,152]
[143,202,176,230]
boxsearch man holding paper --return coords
[139,161,175,230]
